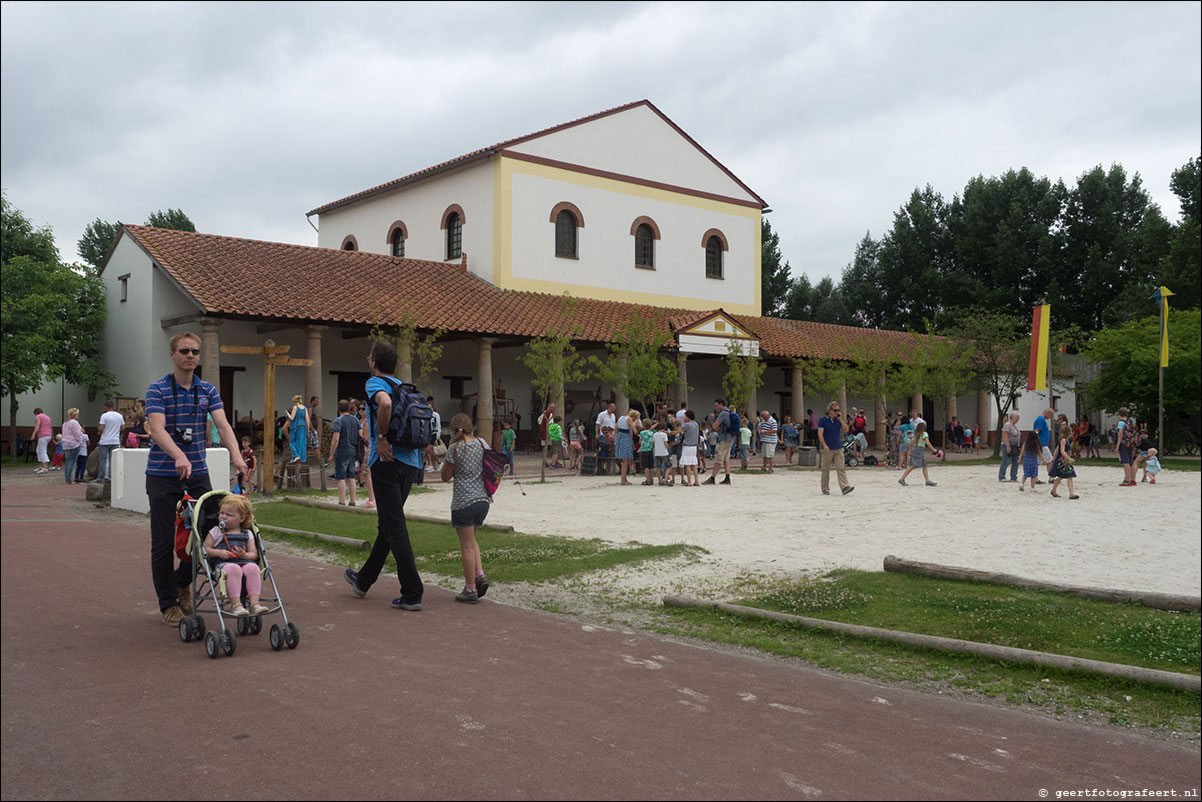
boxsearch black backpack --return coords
[381,377,438,450]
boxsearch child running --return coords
[204,495,268,616]
[440,413,492,604]
[1049,429,1079,499]
[1019,430,1041,492]
[898,421,938,487]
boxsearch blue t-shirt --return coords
[145,373,223,476]
[818,415,844,450]
[1034,415,1050,447]
[365,375,421,469]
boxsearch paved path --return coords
[2,477,1198,800]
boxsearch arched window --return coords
[388,223,406,257]
[702,228,728,279]
[555,210,577,258]
[341,235,358,251]
[441,205,466,260]
[635,224,654,269]
[705,236,723,278]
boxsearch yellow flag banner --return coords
[1027,304,1050,391]
[1151,286,1174,368]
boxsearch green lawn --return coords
[254,499,702,583]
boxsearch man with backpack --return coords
[703,399,734,485]
[1116,407,1140,487]
[1033,408,1054,483]
[344,340,428,611]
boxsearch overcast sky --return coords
[3,1,1199,285]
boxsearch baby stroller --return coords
[841,434,861,468]
[175,488,299,658]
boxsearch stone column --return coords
[791,361,804,427]
[477,337,496,446]
[305,325,326,406]
[977,388,992,446]
[911,393,924,418]
[200,318,222,388]
[946,395,958,424]
[614,356,628,414]
[839,381,848,418]
[398,338,413,383]
[676,353,689,408]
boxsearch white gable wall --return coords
[507,104,757,204]
[315,161,495,282]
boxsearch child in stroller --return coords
[178,488,298,657]
[841,433,862,468]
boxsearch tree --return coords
[940,309,1033,456]
[590,317,677,414]
[839,233,886,328]
[873,186,954,332]
[519,296,592,482]
[1160,155,1200,309]
[2,195,114,455]
[369,311,444,386]
[77,208,197,268]
[760,219,792,317]
[1081,309,1200,453]
[721,339,766,417]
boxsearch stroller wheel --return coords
[204,631,220,659]
[193,615,206,642]
[846,455,859,468]
[285,622,300,650]
[236,616,249,636]
[249,616,263,636]
[222,628,237,657]
[269,624,284,651]
[179,618,192,643]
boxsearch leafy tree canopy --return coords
[77,208,197,268]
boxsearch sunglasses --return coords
[176,348,201,356]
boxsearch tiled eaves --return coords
[125,225,934,363]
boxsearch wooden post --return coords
[222,339,312,499]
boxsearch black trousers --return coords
[147,473,212,612]
[357,460,424,604]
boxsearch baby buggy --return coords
[175,488,299,658]
[841,434,861,468]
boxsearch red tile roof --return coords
[121,225,931,362]
[305,100,768,216]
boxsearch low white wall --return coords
[111,448,232,514]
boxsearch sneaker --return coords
[344,568,366,598]
[365,500,376,508]
[1149,477,1156,484]
[898,479,908,486]
[178,584,193,615]
[476,574,490,599]
[720,476,731,485]
[1069,495,1080,500]
[348,501,356,507]
[233,604,250,616]
[925,481,937,487]
[1034,480,1045,485]
[250,603,270,615]
[161,605,184,626]
[703,476,716,485]
[392,598,422,611]
[34,468,47,474]
[822,489,830,495]
[1140,476,1147,483]
[456,588,480,604]
[842,486,854,495]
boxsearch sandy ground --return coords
[402,461,1202,598]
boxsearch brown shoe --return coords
[178,584,193,615]
[162,605,184,626]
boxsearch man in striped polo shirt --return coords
[757,410,779,473]
[145,331,247,626]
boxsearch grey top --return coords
[681,420,700,447]
[716,410,734,442]
[445,438,490,511]
[1002,421,1021,451]
[334,413,360,457]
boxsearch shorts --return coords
[1118,446,1134,465]
[680,445,698,466]
[641,451,654,471]
[715,440,733,465]
[570,440,583,452]
[1041,446,1053,463]
[738,444,750,460]
[333,453,356,480]
[451,500,490,528]
[761,442,777,459]
[909,448,926,468]
[655,455,670,472]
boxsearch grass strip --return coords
[255,499,702,583]
[739,570,1200,675]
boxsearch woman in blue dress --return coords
[615,408,638,486]
[286,394,308,463]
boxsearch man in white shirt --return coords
[595,403,617,460]
[97,400,125,481]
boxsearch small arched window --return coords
[390,226,405,257]
[555,210,578,258]
[341,235,358,251]
[635,224,654,269]
[705,236,723,278]
[445,212,463,260]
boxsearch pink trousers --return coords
[219,563,262,600]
